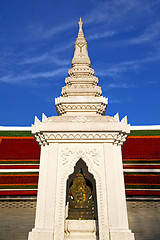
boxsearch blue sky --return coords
[0,0,160,126]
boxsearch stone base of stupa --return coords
[28,229,54,240]
[64,220,97,240]
[109,228,135,240]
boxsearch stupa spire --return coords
[55,19,108,116]
[77,17,84,38]
[72,18,91,67]
[79,17,83,28]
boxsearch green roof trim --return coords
[0,161,40,164]
[130,130,160,136]
[123,161,160,164]
[0,129,160,137]
[0,131,33,137]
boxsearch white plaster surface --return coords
[64,220,97,240]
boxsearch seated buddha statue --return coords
[67,171,94,220]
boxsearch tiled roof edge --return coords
[0,125,160,137]
[1,125,160,131]
[0,126,31,131]
[130,125,160,130]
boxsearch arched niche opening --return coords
[66,159,98,221]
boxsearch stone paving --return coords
[0,200,35,240]
[127,201,160,240]
[0,200,160,240]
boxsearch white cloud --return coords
[52,42,74,53]
[20,54,70,66]
[0,67,68,84]
[26,0,156,42]
[107,83,135,89]
[27,21,75,40]
[96,49,160,78]
[87,31,117,41]
[109,97,133,104]
[124,21,160,45]
[96,60,141,78]
[85,0,154,26]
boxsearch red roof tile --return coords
[0,137,40,160]
[122,137,160,160]
[0,134,160,197]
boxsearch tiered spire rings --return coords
[55,18,108,116]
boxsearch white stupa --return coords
[28,18,135,240]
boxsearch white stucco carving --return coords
[52,143,108,240]
[28,18,135,240]
[61,146,100,166]
[71,115,92,123]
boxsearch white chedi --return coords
[29,18,135,240]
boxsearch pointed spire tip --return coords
[78,17,83,29]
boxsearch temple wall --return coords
[0,200,160,240]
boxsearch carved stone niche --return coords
[65,159,98,240]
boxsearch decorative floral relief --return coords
[71,116,92,123]
[61,146,100,166]
[56,144,108,240]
